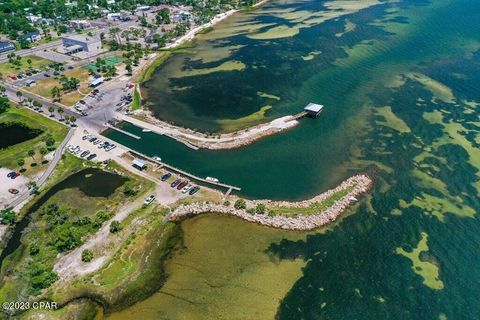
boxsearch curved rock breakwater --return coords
[168,174,373,230]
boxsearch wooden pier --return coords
[129,150,241,192]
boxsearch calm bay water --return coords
[105,0,480,318]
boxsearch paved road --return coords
[5,128,75,209]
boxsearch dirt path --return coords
[53,196,145,280]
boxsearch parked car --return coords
[144,195,155,206]
[176,180,189,190]
[170,179,181,188]
[189,186,200,195]
[181,184,193,194]
[161,173,172,181]
[87,153,97,160]
[80,150,90,157]
[11,172,20,179]
[8,188,19,194]
[6,171,15,178]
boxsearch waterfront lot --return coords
[0,106,69,171]
[0,55,52,75]
[0,156,154,301]
[25,67,92,106]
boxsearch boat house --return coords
[132,158,146,170]
[304,103,324,118]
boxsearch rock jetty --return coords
[168,174,373,230]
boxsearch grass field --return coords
[0,106,69,171]
[0,55,52,75]
[26,68,92,106]
[131,86,141,110]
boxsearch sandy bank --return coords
[167,174,373,230]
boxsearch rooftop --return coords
[62,34,100,43]
[304,103,324,113]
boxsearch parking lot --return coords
[67,130,125,162]
[0,168,30,208]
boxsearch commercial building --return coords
[61,35,102,54]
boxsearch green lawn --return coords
[0,106,69,171]
[0,55,53,75]
[131,86,141,110]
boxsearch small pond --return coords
[0,122,43,149]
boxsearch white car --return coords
[182,184,193,194]
[144,195,155,205]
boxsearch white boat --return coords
[142,129,152,132]
[152,155,162,161]
[205,177,219,182]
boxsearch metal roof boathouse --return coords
[304,103,324,118]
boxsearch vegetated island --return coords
[167,174,373,230]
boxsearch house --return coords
[107,13,121,20]
[20,31,41,42]
[132,159,146,170]
[70,20,91,29]
[0,40,16,53]
[26,14,42,23]
[62,35,102,54]
[90,77,104,87]
[304,103,324,118]
[172,11,193,23]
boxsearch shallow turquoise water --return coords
[106,0,480,318]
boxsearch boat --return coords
[142,129,152,132]
[152,155,162,161]
[206,177,219,182]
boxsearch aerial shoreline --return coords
[167,174,373,230]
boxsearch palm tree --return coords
[16,91,23,103]
[27,58,32,69]
[57,107,64,120]
[51,86,61,101]
[48,106,55,117]
[17,158,25,171]
[40,147,48,163]
[69,116,77,127]
[27,149,36,161]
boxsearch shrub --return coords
[0,209,15,225]
[81,249,94,262]
[246,208,255,215]
[29,243,40,256]
[234,199,246,209]
[223,200,230,206]
[110,220,122,233]
[255,204,266,215]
